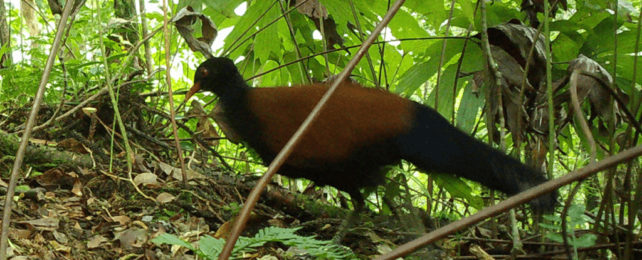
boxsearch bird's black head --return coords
[185,57,245,100]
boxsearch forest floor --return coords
[0,93,616,259]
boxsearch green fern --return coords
[151,226,355,259]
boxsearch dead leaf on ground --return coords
[87,235,109,249]
[133,172,160,188]
[19,217,60,231]
[36,168,76,188]
[156,192,176,203]
[111,215,132,226]
[157,161,205,181]
[115,228,148,250]
[71,178,83,196]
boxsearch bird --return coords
[185,57,557,240]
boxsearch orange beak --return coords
[184,82,201,101]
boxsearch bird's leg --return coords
[332,191,364,244]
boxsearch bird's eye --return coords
[201,68,209,77]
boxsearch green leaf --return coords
[151,233,195,251]
[203,0,244,18]
[386,9,431,53]
[574,233,597,248]
[394,60,432,95]
[199,235,225,259]
[319,0,353,33]
[224,0,275,55]
[254,0,282,65]
[15,185,31,193]
[456,81,484,133]
[432,173,483,209]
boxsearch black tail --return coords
[396,103,557,211]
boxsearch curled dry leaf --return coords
[567,54,617,134]
[171,6,217,58]
[485,20,547,88]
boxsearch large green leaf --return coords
[456,81,484,134]
[254,0,282,65]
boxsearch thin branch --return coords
[0,1,76,259]
[248,36,466,81]
[348,0,378,86]
[434,0,456,109]
[277,0,311,83]
[225,0,310,57]
[162,0,188,185]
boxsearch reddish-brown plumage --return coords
[185,57,557,220]
[247,82,413,163]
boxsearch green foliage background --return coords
[0,0,640,256]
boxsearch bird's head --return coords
[185,57,243,100]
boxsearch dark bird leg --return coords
[332,191,365,244]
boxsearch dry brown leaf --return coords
[49,240,71,253]
[53,230,69,243]
[111,215,131,226]
[295,0,327,18]
[57,138,87,153]
[214,221,233,239]
[567,54,616,132]
[171,6,217,57]
[134,154,151,173]
[36,168,76,188]
[475,226,493,238]
[157,161,205,181]
[71,178,83,196]
[156,192,176,204]
[470,244,494,260]
[7,228,32,240]
[87,235,109,249]
[115,228,148,250]
[19,217,59,231]
[133,172,160,188]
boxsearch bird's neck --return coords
[216,78,250,105]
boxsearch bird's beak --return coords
[185,81,201,101]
